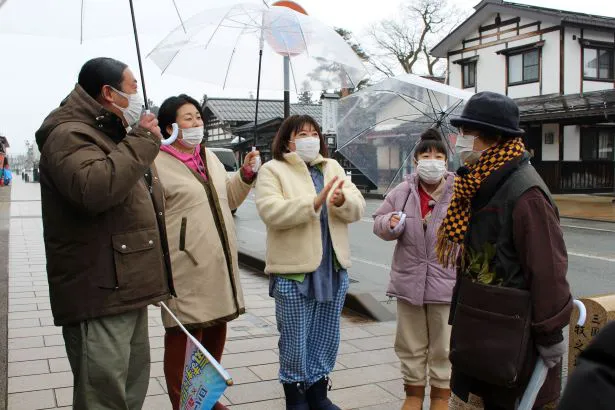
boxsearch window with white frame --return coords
[508,49,539,85]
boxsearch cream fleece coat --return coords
[255,152,366,274]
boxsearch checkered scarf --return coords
[436,137,526,268]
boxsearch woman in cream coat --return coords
[155,94,259,410]
[255,115,365,410]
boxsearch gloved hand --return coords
[389,211,407,234]
[537,340,566,368]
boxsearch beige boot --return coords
[402,385,425,410]
[429,386,451,410]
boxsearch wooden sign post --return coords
[568,295,615,372]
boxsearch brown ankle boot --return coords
[429,386,451,410]
[402,385,425,410]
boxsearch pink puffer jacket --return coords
[373,172,456,306]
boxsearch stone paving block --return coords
[142,394,172,410]
[247,327,278,337]
[360,400,406,410]
[224,350,279,369]
[377,379,405,400]
[7,389,57,410]
[361,322,398,337]
[8,360,49,377]
[225,336,279,354]
[9,345,67,362]
[147,378,166,396]
[9,297,44,305]
[8,291,36,298]
[227,367,261,385]
[10,325,62,338]
[150,335,164,349]
[8,303,38,313]
[336,348,398,369]
[151,361,164,378]
[55,387,72,407]
[9,309,52,320]
[8,318,40,329]
[157,376,168,393]
[8,336,45,349]
[246,307,276,317]
[48,358,71,373]
[327,384,398,409]
[8,370,73,393]
[38,303,52,310]
[227,329,252,339]
[44,334,65,347]
[230,398,286,410]
[149,325,166,337]
[248,363,279,381]
[151,347,165,363]
[339,327,375,341]
[336,341,362,355]
[244,299,275,309]
[224,379,283,405]
[346,335,394,351]
[330,363,399,389]
[39,317,55,326]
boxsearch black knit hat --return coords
[450,91,525,137]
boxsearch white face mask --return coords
[456,134,484,165]
[179,126,204,148]
[111,87,144,127]
[294,137,321,163]
[416,159,447,184]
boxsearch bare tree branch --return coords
[365,0,464,76]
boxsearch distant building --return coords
[202,97,322,162]
[432,0,615,193]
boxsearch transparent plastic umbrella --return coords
[0,0,209,145]
[336,73,473,193]
[147,2,367,94]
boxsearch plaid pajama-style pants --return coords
[272,272,349,386]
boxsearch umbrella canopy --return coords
[336,73,474,193]
[146,2,367,93]
[0,0,208,145]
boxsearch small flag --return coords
[159,303,233,410]
[180,337,229,410]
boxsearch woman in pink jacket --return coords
[373,129,455,410]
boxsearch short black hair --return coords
[414,128,448,160]
[271,115,328,161]
[157,94,203,138]
[78,57,128,99]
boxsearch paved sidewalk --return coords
[5,179,408,410]
[553,194,615,222]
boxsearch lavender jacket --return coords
[373,172,456,306]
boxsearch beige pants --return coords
[395,301,452,388]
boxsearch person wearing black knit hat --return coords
[438,91,573,409]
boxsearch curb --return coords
[559,215,615,224]
[238,250,395,322]
[0,187,11,410]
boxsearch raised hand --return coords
[138,112,162,139]
[329,180,345,207]
[314,176,339,211]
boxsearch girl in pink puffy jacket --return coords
[373,128,455,410]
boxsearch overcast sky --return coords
[1,0,614,154]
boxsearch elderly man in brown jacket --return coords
[35,57,174,410]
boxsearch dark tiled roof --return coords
[205,98,322,123]
[516,90,615,121]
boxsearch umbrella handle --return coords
[519,299,587,409]
[160,123,179,146]
[574,299,586,326]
